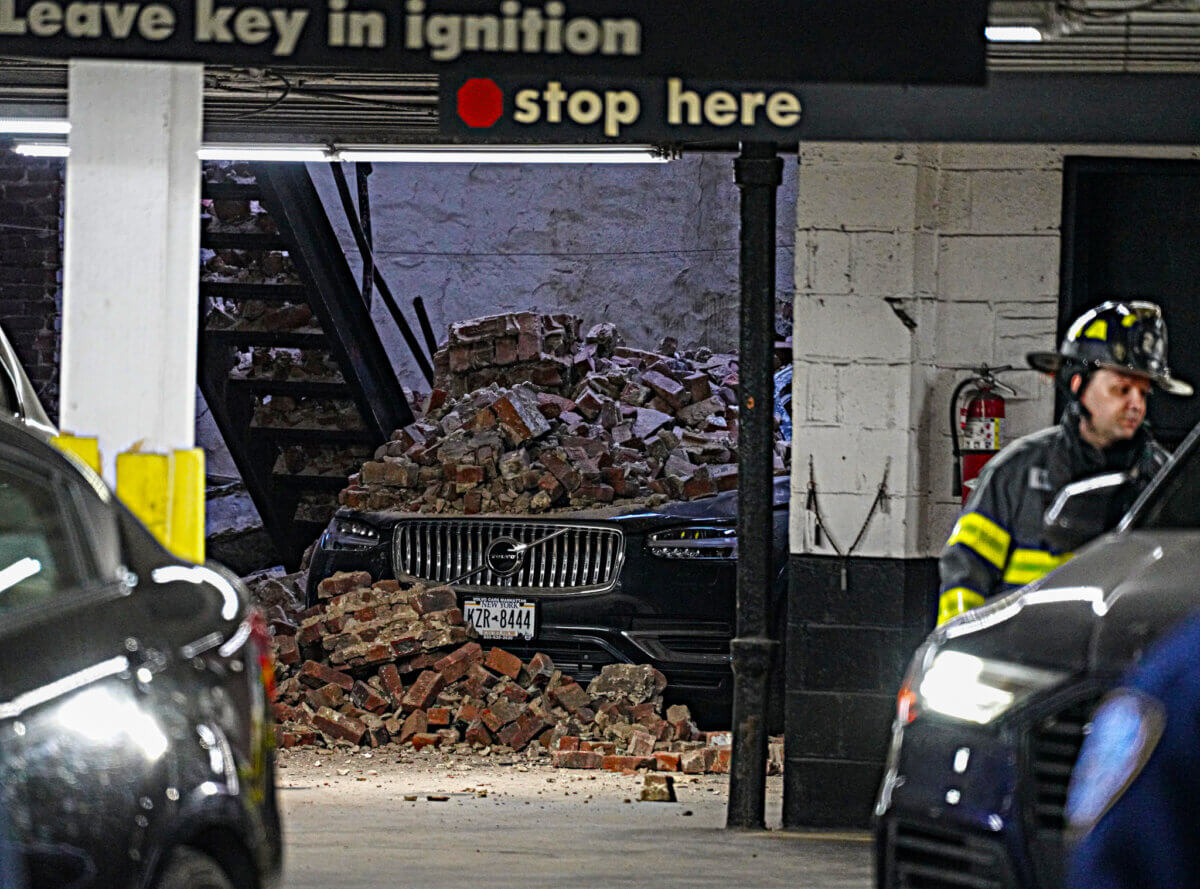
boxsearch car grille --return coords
[1027,695,1097,832]
[889,821,1010,889]
[1023,693,1101,889]
[393,520,625,595]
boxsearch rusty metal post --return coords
[727,141,783,830]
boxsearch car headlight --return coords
[900,649,1066,725]
[322,517,382,550]
[648,526,737,560]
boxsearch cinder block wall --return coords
[784,141,1200,828]
[0,155,64,421]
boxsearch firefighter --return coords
[937,300,1191,625]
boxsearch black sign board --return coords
[0,0,987,85]
[440,75,809,141]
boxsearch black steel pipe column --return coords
[727,141,783,829]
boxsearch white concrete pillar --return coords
[60,60,203,484]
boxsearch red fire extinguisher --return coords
[950,366,1018,504]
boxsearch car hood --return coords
[352,475,791,531]
[936,529,1200,677]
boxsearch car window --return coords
[0,367,16,419]
[1135,444,1200,529]
[0,465,81,613]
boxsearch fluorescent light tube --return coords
[14,143,70,157]
[197,145,333,162]
[336,145,670,164]
[0,119,70,135]
[985,26,1043,42]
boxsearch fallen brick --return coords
[350,681,389,714]
[653,752,681,772]
[627,730,656,757]
[274,634,299,665]
[485,647,523,680]
[378,665,405,707]
[497,711,551,750]
[401,670,447,712]
[712,746,732,774]
[399,709,427,743]
[304,682,344,710]
[298,660,354,691]
[311,706,366,745]
[602,755,656,772]
[434,642,484,684]
[640,774,677,802]
[553,751,603,770]
[680,748,716,774]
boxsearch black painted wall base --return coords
[782,554,936,828]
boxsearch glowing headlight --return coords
[323,517,381,550]
[912,650,1065,725]
[648,526,737,560]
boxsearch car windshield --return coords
[0,466,77,612]
[1134,436,1200,529]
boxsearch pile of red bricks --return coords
[339,311,788,515]
[269,570,738,774]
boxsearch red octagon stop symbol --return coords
[457,78,504,128]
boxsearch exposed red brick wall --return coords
[0,154,63,422]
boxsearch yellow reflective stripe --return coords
[1084,319,1108,340]
[1122,312,1138,327]
[1003,548,1074,586]
[947,512,1012,570]
[938,588,985,626]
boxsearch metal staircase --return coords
[198,162,415,569]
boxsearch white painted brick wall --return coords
[790,142,1200,560]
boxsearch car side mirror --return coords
[1043,471,1131,553]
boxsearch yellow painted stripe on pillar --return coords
[1003,548,1073,586]
[946,512,1012,569]
[52,434,101,475]
[116,451,171,544]
[938,588,986,626]
[116,449,206,563]
[168,448,205,564]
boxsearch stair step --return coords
[271,474,349,492]
[205,329,328,348]
[202,231,288,250]
[201,282,308,302]
[250,426,376,445]
[228,378,350,398]
[203,182,264,201]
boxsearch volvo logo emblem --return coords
[485,537,524,577]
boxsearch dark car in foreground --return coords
[875,420,1200,889]
[0,334,281,889]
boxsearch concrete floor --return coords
[277,747,873,888]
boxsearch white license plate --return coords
[463,597,536,641]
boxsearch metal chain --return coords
[806,455,890,590]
